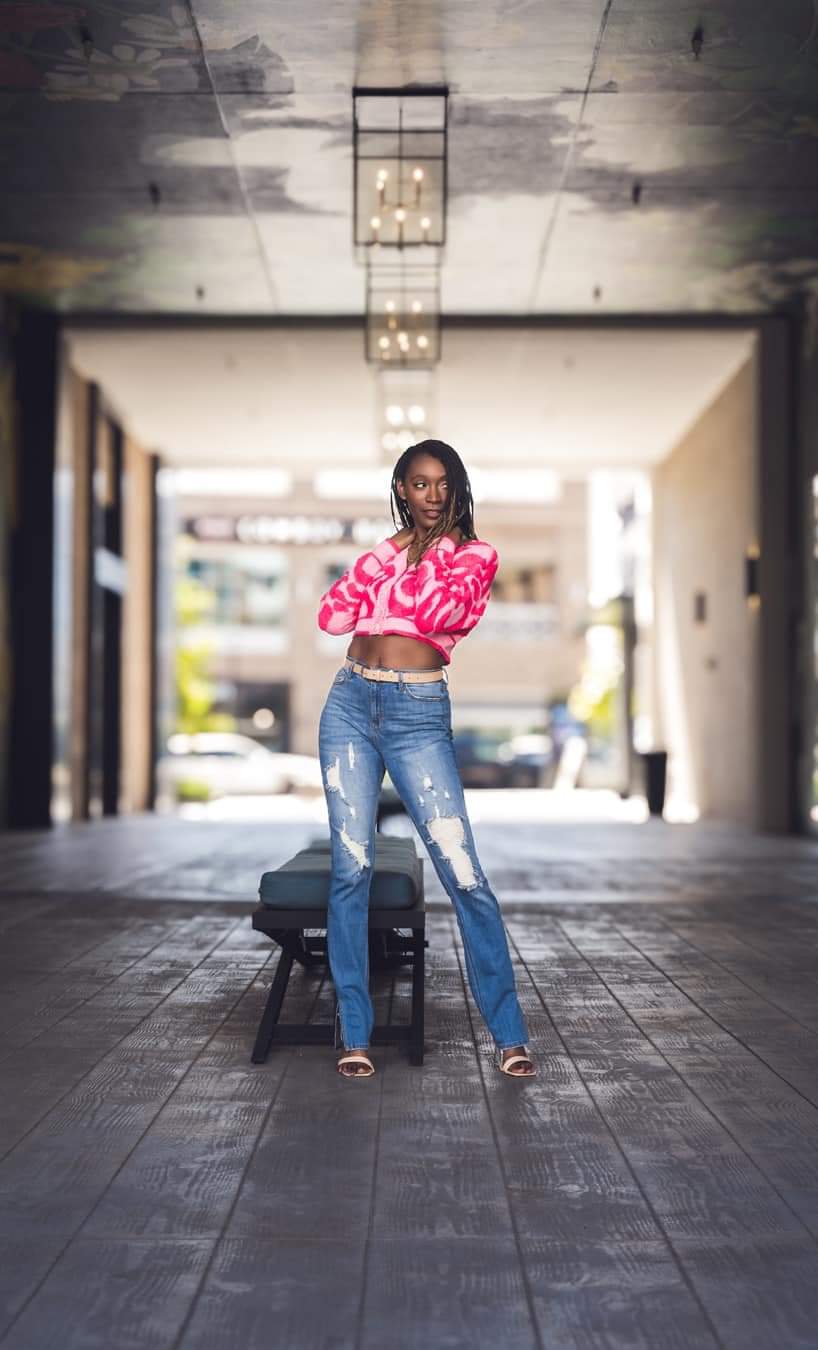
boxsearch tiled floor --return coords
[1,817,818,1347]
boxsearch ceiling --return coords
[66,324,755,467]
[2,1,818,316]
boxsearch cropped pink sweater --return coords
[317,534,499,664]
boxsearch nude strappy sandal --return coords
[498,1047,536,1077]
[337,1050,375,1078]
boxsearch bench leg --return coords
[409,926,425,1065]
[251,948,295,1064]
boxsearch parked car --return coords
[452,730,555,788]
[497,733,557,788]
[164,733,323,798]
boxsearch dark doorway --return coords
[85,390,125,817]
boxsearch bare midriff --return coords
[345,634,445,671]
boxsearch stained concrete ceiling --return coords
[2,1,818,316]
[66,324,756,467]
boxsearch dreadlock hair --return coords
[389,440,477,565]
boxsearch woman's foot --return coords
[337,1047,375,1077]
[499,1045,536,1076]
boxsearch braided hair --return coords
[389,440,477,564]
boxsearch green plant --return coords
[174,574,237,735]
[174,778,212,803]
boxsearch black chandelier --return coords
[353,84,447,405]
[364,262,441,368]
[352,86,448,254]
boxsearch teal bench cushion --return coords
[259,835,423,910]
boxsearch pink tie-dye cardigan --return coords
[317,534,499,663]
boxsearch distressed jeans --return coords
[318,660,530,1053]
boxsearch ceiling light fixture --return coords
[374,367,438,464]
[353,86,448,252]
[364,263,441,367]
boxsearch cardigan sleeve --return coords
[412,536,499,636]
[317,536,401,635]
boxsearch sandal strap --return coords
[338,1053,374,1069]
[500,1053,534,1072]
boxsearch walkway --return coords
[1,816,818,1347]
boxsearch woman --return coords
[317,440,535,1080]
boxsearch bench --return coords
[250,833,426,1065]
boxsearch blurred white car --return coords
[164,733,323,797]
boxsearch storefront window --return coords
[184,551,287,630]
[492,562,556,605]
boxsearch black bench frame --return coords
[250,901,426,1065]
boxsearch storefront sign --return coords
[183,515,392,546]
[477,604,560,642]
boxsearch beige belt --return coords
[344,657,448,684]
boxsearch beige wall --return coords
[651,356,759,822]
[121,435,155,811]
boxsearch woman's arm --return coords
[317,536,403,634]
[412,535,499,635]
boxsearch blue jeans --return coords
[318,660,530,1052]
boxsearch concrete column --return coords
[756,318,798,832]
[8,308,59,828]
[791,300,818,833]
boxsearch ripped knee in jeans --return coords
[425,813,480,890]
[323,748,370,872]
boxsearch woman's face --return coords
[397,454,449,527]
